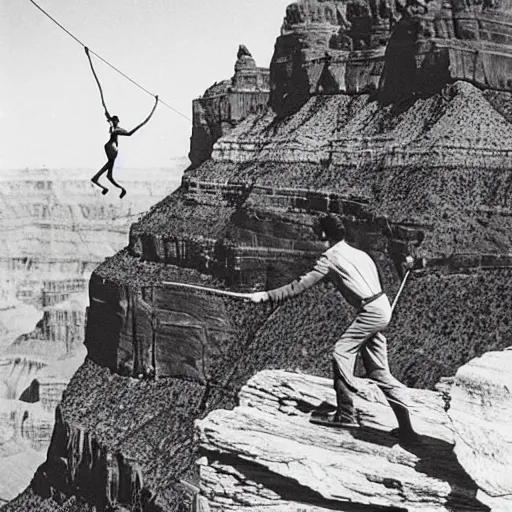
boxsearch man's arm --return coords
[249,255,330,304]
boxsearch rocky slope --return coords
[5,0,512,510]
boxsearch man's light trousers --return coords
[333,294,405,399]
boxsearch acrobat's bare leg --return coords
[91,163,109,195]
[106,165,126,199]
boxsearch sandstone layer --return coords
[271,0,512,115]
[449,347,512,505]
[195,370,487,511]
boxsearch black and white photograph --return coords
[1,0,511,511]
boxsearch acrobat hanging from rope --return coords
[84,47,158,198]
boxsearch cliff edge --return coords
[194,348,512,511]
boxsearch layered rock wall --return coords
[41,280,87,308]
[190,48,270,167]
[0,168,178,281]
[271,0,512,114]
[82,83,512,393]
[195,370,487,511]
[30,84,512,511]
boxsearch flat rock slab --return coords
[449,347,512,502]
[195,371,488,511]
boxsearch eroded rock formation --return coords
[189,47,270,168]
[85,80,512,392]
[16,81,512,510]
[4,0,512,510]
[449,347,512,509]
[271,0,512,114]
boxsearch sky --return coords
[0,0,290,170]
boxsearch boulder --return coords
[449,347,512,505]
[195,370,488,511]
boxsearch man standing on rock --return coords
[249,214,419,444]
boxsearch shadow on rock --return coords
[352,427,490,512]
[211,452,406,512]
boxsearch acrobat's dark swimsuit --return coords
[104,127,119,161]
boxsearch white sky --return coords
[0,0,290,170]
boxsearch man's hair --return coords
[315,214,346,241]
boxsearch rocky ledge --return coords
[194,353,512,512]
[449,348,512,510]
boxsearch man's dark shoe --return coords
[310,411,360,428]
[310,403,360,428]
[310,401,337,416]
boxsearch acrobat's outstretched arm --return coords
[84,47,111,119]
[120,96,159,136]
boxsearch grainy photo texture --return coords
[1,0,511,511]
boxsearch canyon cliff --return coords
[4,1,512,510]
[0,166,183,503]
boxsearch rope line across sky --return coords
[26,0,192,122]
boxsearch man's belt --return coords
[360,291,385,308]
